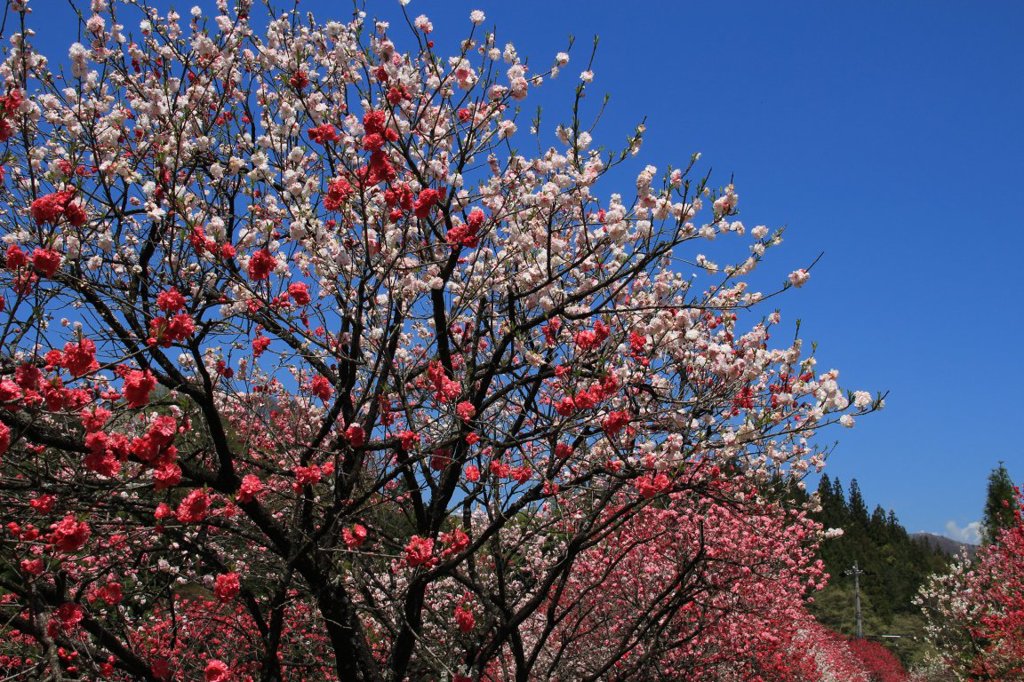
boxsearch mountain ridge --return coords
[910,532,978,558]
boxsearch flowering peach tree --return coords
[918,492,1024,680]
[0,1,879,679]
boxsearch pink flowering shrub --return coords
[0,1,879,679]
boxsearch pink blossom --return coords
[788,269,810,288]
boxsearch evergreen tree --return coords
[848,479,869,527]
[831,476,848,511]
[869,505,888,538]
[817,475,841,529]
[982,462,1016,544]
[808,479,953,668]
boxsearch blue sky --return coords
[27,1,1024,540]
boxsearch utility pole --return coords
[845,561,864,639]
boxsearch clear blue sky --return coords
[26,1,1024,540]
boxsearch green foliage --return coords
[981,462,1016,545]
[810,476,952,668]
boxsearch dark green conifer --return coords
[981,462,1016,544]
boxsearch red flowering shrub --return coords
[847,638,909,682]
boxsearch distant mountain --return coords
[911,532,978,559]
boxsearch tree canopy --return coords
[0,1,887,680]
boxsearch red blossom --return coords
[247,249,275,280]
[454,603,475,633]
[236,474,263,503]
[324,176,352,210]
[574,320,610,351]
[446,208,486,248]
[61,337,99,376]
[148,313,195,346]
[362,132,385,151]
[29,190,87,226]
[252,335,271,357]
[430,449,452,471]
[405,535,435,568]
[345,424,366,448]
[0,422,10,456]
[214,572,241,602]
[64,201,88,226]
[49,515,90,552]
[427,360,462,403]
[413,187,445,218]
[5,244,27,269]
[156,287,187,313]
[292,464,322,490]
[441,529,470,556]
[153,462,182,490]
[343,523,368,549]
[308,123,339,144]
[204,659,230,682]
[456,400,476,421]
[0,379,21,405]
[31,248,62,277]
[397,430,420,452]
[601,410,631,435]
[175,488,211,524]
[635,473,671,499]
[288,70,309,90]
[309,375,333,400]
[29,494,56,513]
[122,369,156,407]
[363,110,387,135]
[555,397,575,416]
[288,282,311,305]
[51,603,84,634]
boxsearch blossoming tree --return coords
[918,491,1024,680]
[0,1,879,679]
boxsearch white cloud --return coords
[945,520,982,545]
